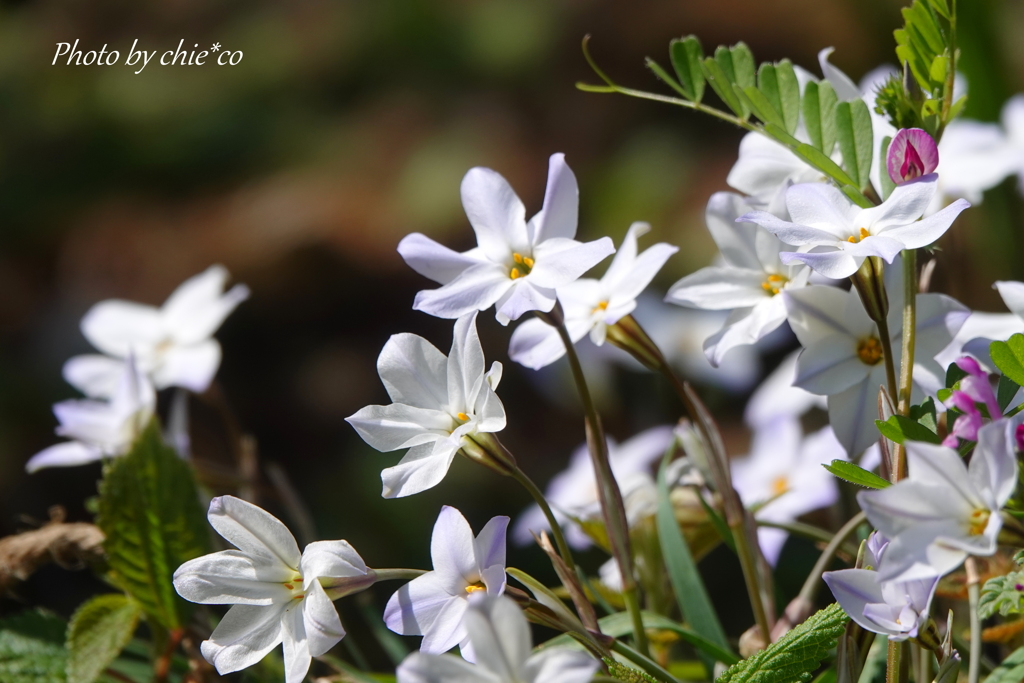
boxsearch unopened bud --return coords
[605,315,666,372]
[886,128,938,185]
[461,432,517,476]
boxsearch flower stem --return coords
[507,465,578,573]
[545,306,648,657]
[893,249,918,483]
[370,568,427,582]
[886,640,908,683]
[966,557,982,683]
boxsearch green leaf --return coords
[823,461,891,490]
[656,453,733,665]
[702,57,746,119]
[645,59,689,100]
[927,0,950,20]
[835,99,874,190]
[716,603,848,683]
[67,594,141,683]
[793,143,856,188]
[978,571,1024,619]
[909,397,938,433]
[874,415,942,445]
[987,646,1024,683]
[729,42,756,90]
[775,60,801,135]
[96,419,210,631]
[991,334,1024,388]
[999,374,1021,412]
[541,611,740,666]
[739,84,785,128]
[604,659,659,683]
[0,610,68,683]
[506,567,583,631]
[801,81,838,155]
[755,64,784,127]
[878,136,895,200]
[670,36,705,102]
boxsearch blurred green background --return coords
[1,0,1023,668]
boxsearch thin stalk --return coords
[508,465,577,573]
[897,249,917,417]
[371,568,427,582]
[966,557,982,683]
[756,518,847,549]
[550,311,648,657]
[796,512,867,607]
[886,640,906,683]
[610,640,680,683]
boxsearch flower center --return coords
[465,582,486,594]
[857,337,883,365]
[283,573,305,600]
[771,476,789,496]
[900,143,926,181]
[509,252,534,280]
[761,273,788,295]
[456,412,470,422]
[847,227,871,243]
[592,300,609,314]
[968,508,991,536]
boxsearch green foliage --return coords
[67,594,141,683]
[823,460,891,490]
[656,453,733,663]
[669,36,705,103]
[875,412,941,446]
[978,571,1024,618]
[603,659,660,683]
[716,603,848,683]
[998,374,1021,412]
[96,419,209,631]
[835,100,874,191]
[878,136,896,199]
[991,335,1024,389]
[985,645,1024,683]
[0,610,68,683]
[801,81,838,155]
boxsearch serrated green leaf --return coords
[986,646,1024,683]
[823,461,891,490]
[879,136,895,200]
[875,415,942,445]
[657,453,732,667]
[0,610,68,683]
[702,57,747,118]
[670,36,705,102]
[991,334,1024,388]
[604,658,660,683]
[979,571,1024,619]
[836,100,874,190]
[97,419,209,630]
[67,594,141,683]
[793,143,856,187]
[716,603,848,683]
[741,84,785,128]
[775,60,800,135]
[730,42,756,90]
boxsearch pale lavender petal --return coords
[413,263,512,320]
[399,233,485,285]
[530,153,579,243]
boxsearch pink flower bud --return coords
[1015,423,1024,452]
[887,128,939,184]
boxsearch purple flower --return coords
[888,128,939,184]
[943,356,1001,445]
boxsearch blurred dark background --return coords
[1,0,1023,666]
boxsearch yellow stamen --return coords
[592,301,609,314]
[456,412,469,421]
[465,583,486,594]
[761,273,789,296]
[771,476,789,496]
[283,583,294,590]
[857,337,883,365]
[513,253,524,264]
[510,268,521,280]
[969,508,991,536]
[523,257,534,268]
[510,252,534,279]
[847,227,871,243]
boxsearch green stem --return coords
[609,640,680,683]
[370,568,427,582]
[897,250,918,420]
[549,309,648,657]
[508,465,577,573]
[967,557,981,683]
[886,640,907,683]
[796,512,867,607]
[756,518,845,549]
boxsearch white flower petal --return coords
[493,280,556,325]
[530,153,579,243]
[381,442,458,498]
[879,199,969,249]
[702,297,788,367]
[995,280,1024,319]
[201,603,286,676]
[377,333,449,410]
[385,572,457,637]
[741,210,842,247]
[794,334,867,395]
[398,233,487,285]
[62,355,126,399]
[173,550,293,605]
[300,540,368,585]
[464,596,530,682]
[207,495,301,574]
[972,415,1021,508]
[525,648,601,683]
[781,249,862,280]
[507,318,569,370]
[25,442,102,473]
[162,265,249,346]
[413,263,512,320]
[858,175,937,229]
[528,237,615,289]
[152,341,222,392]
[818,48,862,101]
[823,569,892,635]
[420,597,470,654]
[448,313,486,414]
[786,182,859,232]
[346,404,453,452]
[460,167,526,261]
[667,266,770,310]
[473,516,509,576]
[827,374,882,457]
[302,581,345,657]
[704,192,762,269]
[80,300,164,358]
[281,602,312,683]
[431,506,479,590]
[396,652,493,683]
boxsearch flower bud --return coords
[886,128,938,184]
[321,569,378,600]
[461,432,517,476]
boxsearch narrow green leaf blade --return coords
[823,460,891,490]
[96,420,210,630]
[793,143,856,187]
[670,36,705,103]
[702,57,746,118]
[741,85,784,128]
[730,42,756,90]
[756,64,783,123]
[879,136,896,200]
[802,81,824,150]
[66,594,141,683]
[775,60,801,135]
[818,81,838,155]
[656,454,732,659]
[991,334,1024,387]
[836,100,874,190]
[716,603,848,683]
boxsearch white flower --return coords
[783,259,968,456]
[731,418,846,565]
[858,416,1019,582]
[63,265,249,398]
[26,358,155,473]
[173,496,372,683]
[936,280,1024,369]
[398,154,615,325]
[666,192,812,366]
[384,506,508,658]
[741,177,970,280]
[743,350,826,429]
[396,594,598,683]
[512,426,675,549]
[824,533,938,640]
[508,222,677,369]
[346,313,506,498]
